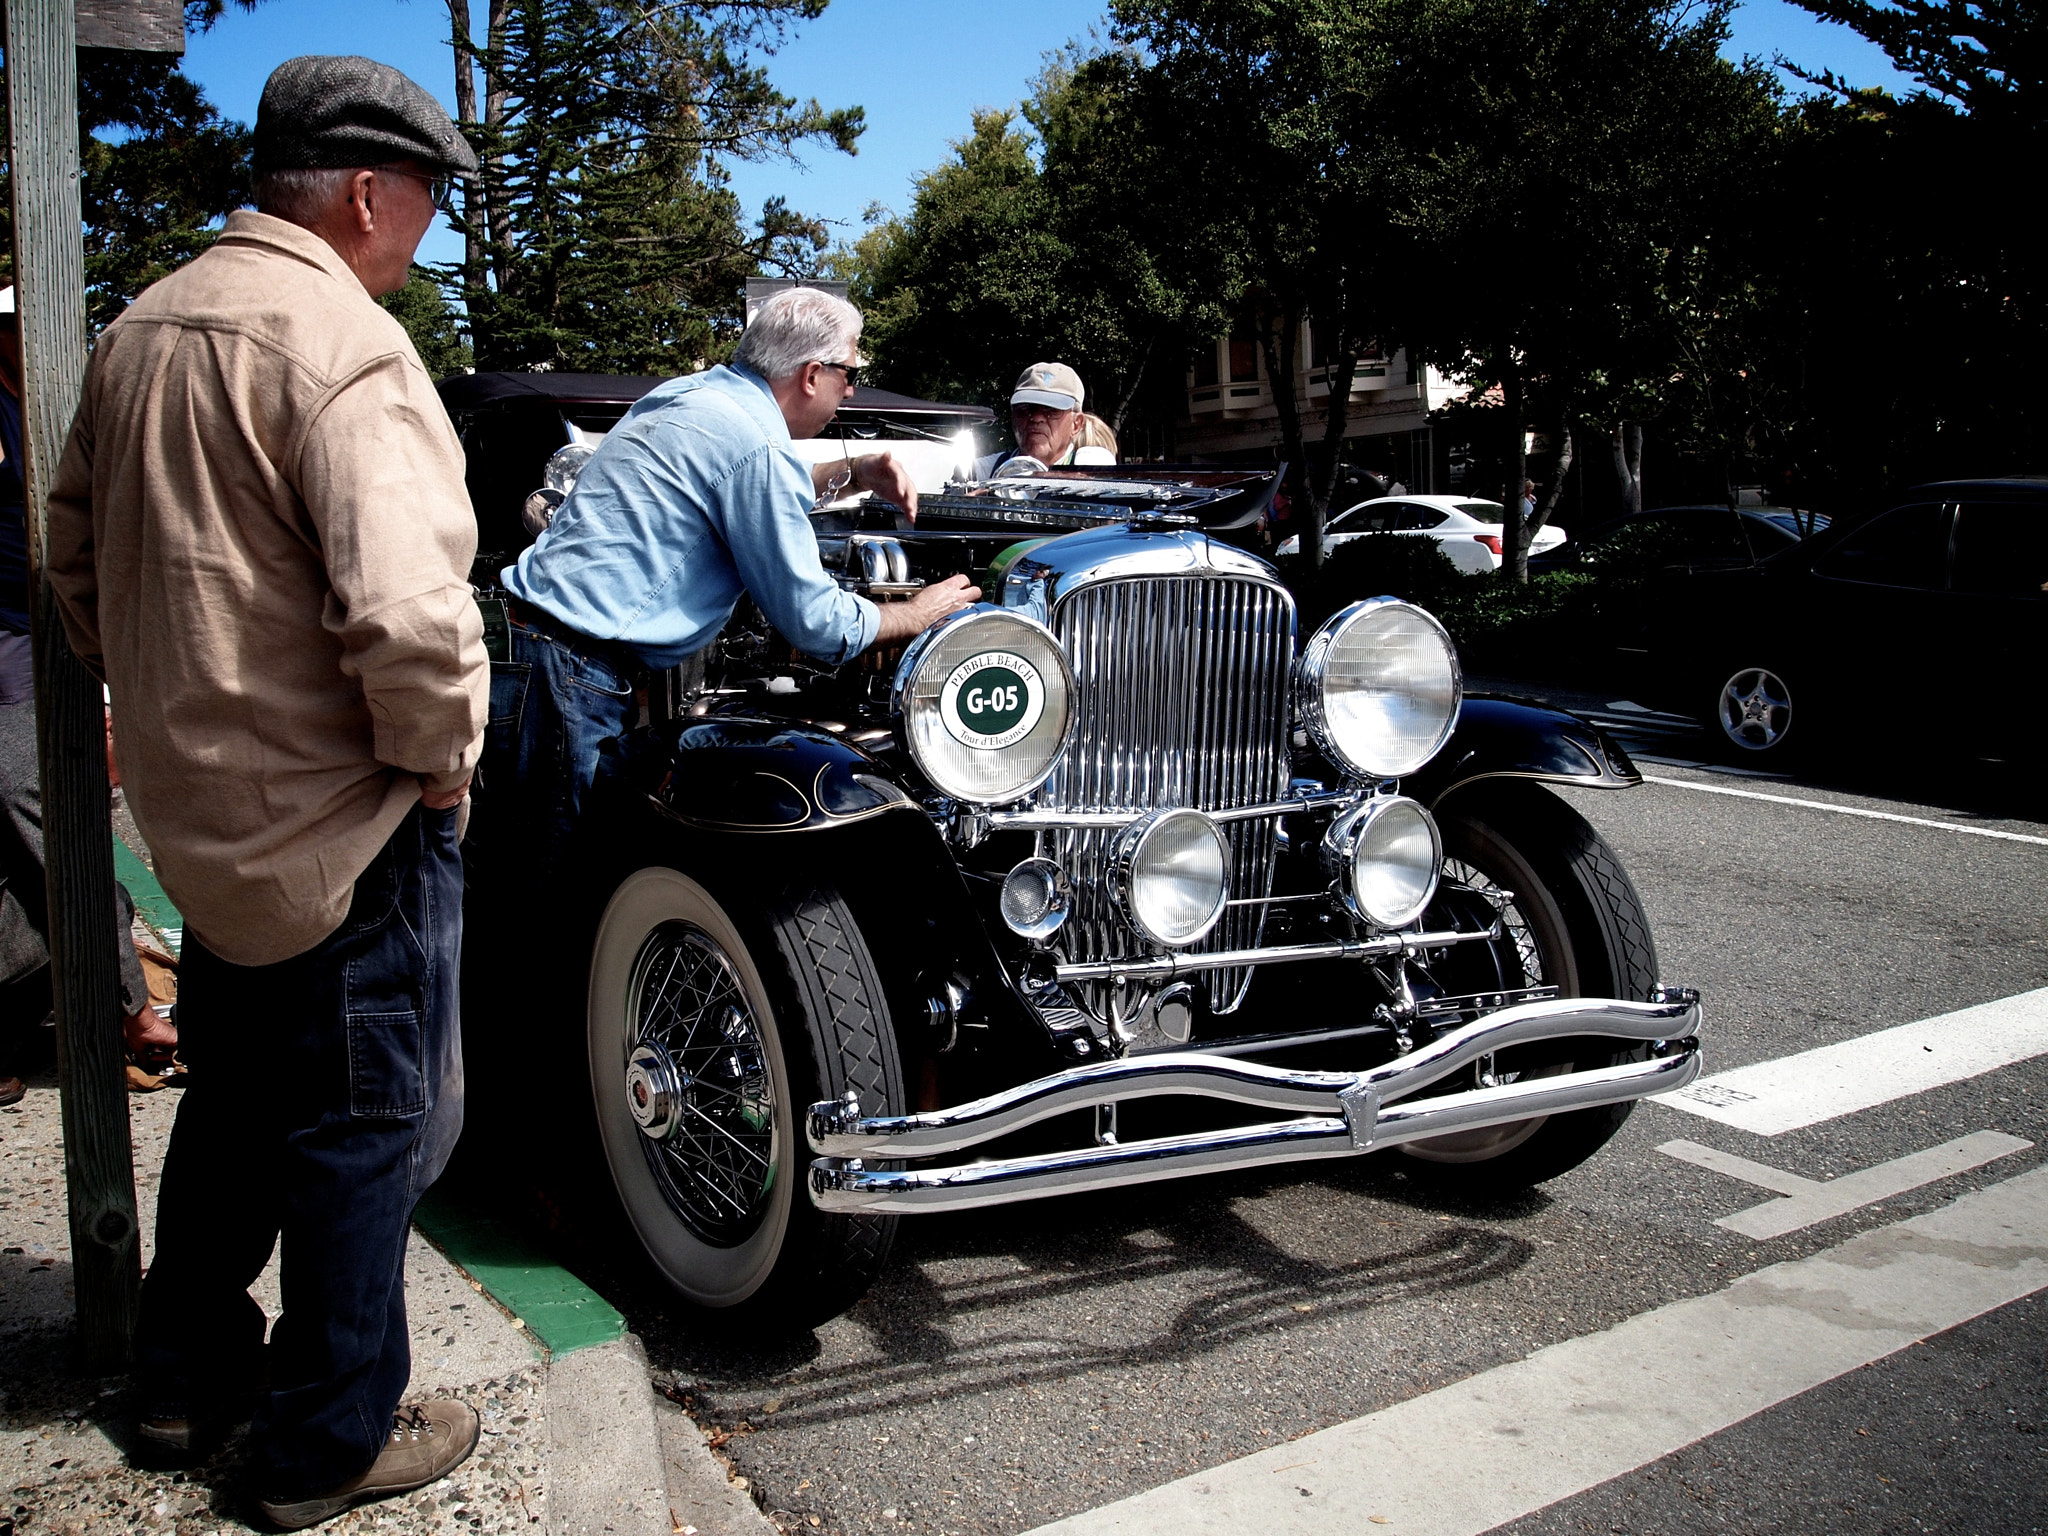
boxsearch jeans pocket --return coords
[568,652,633,699]
[348,1010,426,1118]
[338,850,401,938]
[488,661,533,753]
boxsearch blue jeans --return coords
[135,803,464,1498]
[467,611,637,898]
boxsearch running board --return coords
[807,990,1702,1214]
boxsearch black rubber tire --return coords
[587,867,902,1328]
[1403,783,1660,1189]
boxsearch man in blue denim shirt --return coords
[478,286,977,894]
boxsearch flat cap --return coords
[253,55,478,177]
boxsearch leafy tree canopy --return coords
[454,0,864,373]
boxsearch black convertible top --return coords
[437,370,992,421]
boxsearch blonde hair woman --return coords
[1079,412,1120,459]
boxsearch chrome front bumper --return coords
[806,990,1702,1213]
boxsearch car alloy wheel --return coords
[1717,666,1793,753]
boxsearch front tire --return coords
[1404,784,1660,1188]
[587,867,903,1326]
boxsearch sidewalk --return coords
[0,1057,765,1535]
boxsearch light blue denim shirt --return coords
[503,364,878,668]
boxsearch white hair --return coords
[252,166,361,228]
[734,286,864,384]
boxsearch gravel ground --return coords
[1,1074,550,1535]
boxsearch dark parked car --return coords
[1626,479,2047,761]
[1532,504,1829,580]
[456,373,1702,1327]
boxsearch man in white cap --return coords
[972,362,1118,477]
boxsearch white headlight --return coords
[1112,808,1231,948]
[1322,796,1443,928]
[894,607,1075,805]
[1296,598,1462,779]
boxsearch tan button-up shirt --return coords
[46,212,487,966]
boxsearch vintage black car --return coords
[447,373,1704,1326]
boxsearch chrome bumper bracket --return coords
[807,989,1703,1213]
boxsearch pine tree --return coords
[447,0,862,373]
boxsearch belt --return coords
[506,599,651,685]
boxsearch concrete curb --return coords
[544,1333,672,1535]
[651,1379,781,1536]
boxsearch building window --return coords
[1192,345,1218,388]
[1228,334,1260,382]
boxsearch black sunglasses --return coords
[812,359,863,389]
[380,165,455,213]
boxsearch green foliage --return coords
[842,46,1211,430]
[1,14,256,330]
[1282,532,1475,630]
[458,0,863,373]
[1785,0,2042,124]
[380,267,473,378]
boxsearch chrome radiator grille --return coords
[1041,575,1296,1013]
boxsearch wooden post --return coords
[4,0,139,1372]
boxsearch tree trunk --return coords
[1501,350,1529,583]
[1110,333,1155,438]
[1529,419,1573,546]
[1609,421,1643,517]
[482,0,512,295]
[1306,346,1361,530]
[446,0,485,312]
[1258,306,1310,562]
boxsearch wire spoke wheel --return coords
[629,923,777,1246]
[589,865,904,1323]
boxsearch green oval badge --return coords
[941,650,1045,750]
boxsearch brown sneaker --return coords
[255,1400,480,1530]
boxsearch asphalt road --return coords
[593,693,2048,1536]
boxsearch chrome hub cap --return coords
[625,1043,686,1142]
[1719,667,1792,751]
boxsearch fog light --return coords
[1112,809,1231,948]
[1323,796,1442,928]
[1000,857,1070,941]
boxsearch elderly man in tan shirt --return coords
[46,56,488,1529]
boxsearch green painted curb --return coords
[412,1185,626,1357]
[112,835,182,954]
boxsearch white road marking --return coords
[1659,1131,2033,1239]
[1657,987,2048,1134]
[1639,772,2048,846]
[1025,1164,2048,1536]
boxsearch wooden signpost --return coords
[4,0,183,1371]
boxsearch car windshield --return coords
[1751,510,1829,540]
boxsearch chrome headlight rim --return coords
[1294,596,1464,781]
[1322,794,1444,929]
[891,605,1076,807]
[1110,807,1232,949]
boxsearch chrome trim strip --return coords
[1050,922,1500,982]
[807,992,1702,1158]
[807,1047,1701,1213]
[988,788,1357,833]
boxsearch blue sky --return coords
[183,0,1916,273]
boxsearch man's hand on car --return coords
[851,451,920,520]
[872,572,980,646]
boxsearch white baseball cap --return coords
[1011,361,1083,412]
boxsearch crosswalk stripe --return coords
[1657,987,2048,1135]
[1024,1164,2048,1536]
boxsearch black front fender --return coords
[1404,696,1640,812]
[647,716,918,833]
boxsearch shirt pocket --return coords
[348,1010,426,1119]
